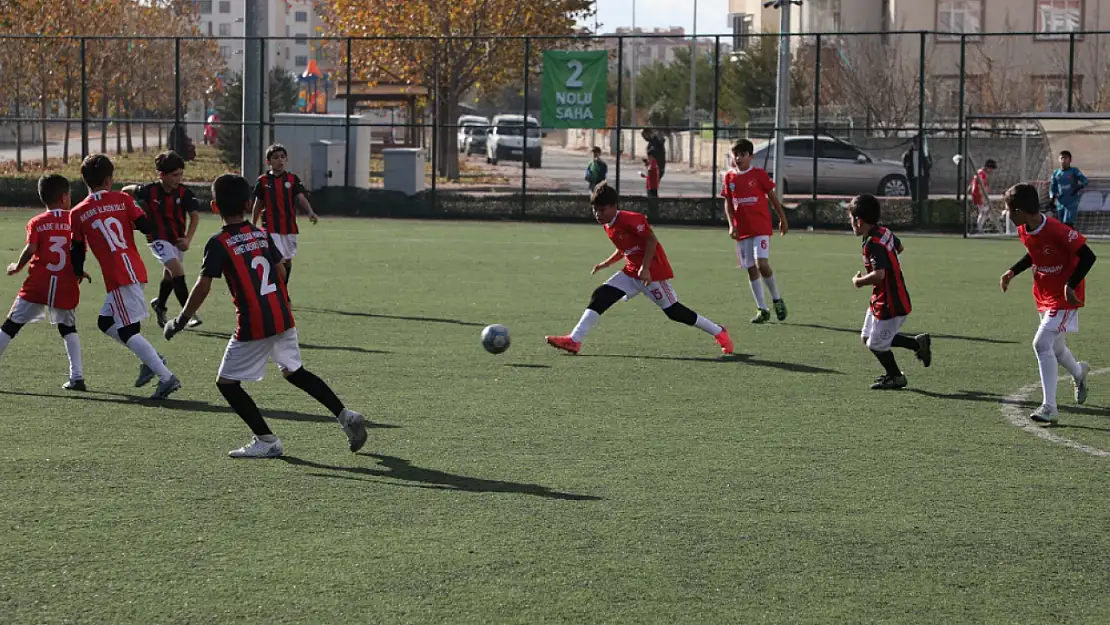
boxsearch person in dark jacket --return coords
[642,129,666,181]
[901,135,931,203]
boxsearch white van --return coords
[457,115,489,152]
[486,114,543,168]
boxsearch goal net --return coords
[963,113,1110,237]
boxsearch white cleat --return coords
[1074,362,1090,405]
[1029,405,1059,425]
[339,409,368,453]
[228,436,284,459]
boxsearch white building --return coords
[600,27,731,72]
[193,0,325,76]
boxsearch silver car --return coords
[752,136,909,197]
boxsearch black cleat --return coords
[62,378,87,392]
[871,374,908,390]
[914,333,932,368]
[150,298,168,329]
[751,309,771,324]
[773,298,787,321]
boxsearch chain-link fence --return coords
[1,31,1109,231]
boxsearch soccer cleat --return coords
[339,409,369,453]
[1029,405,1059,425]
[915,333,932,368]
[229,436,284,459]
[1074,361,1090,405]
[187,315,203,329]
[714,326,734,355]
[135,355,166,388]
[773,299,788,321]
[150,375,182,400]
[545,335,581,355]
[870,374,908,390]
[751,309,771,324]
[62,378,87,392]
[150,298,168,329]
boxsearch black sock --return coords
[871,349,902,378]
[172,275,189,308]
[156,278,173,309]
[283,261,292,284]
[285,367,344,417]
[891,334,919,351]
[217,382,273,436]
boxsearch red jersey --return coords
[135,181,200,243]
[70,190,148,291]
[644,159,660,192]
[253,171,306,235]
[603,211,674,282]
[18,209,81,310]
[1019,215,1087,311]
[970,168,990,205]
[862,226,911,319]
[721,166,775,239]
[201,222,295,341]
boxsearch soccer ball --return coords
[481,324,511,354]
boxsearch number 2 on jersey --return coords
[251,256,278,296]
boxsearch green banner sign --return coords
[541,50,608,129]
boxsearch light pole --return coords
[629,0,636,160]
[765,0,798,193]
[688,0,698,167]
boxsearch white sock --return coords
[1034,328,1059,409]
[125,334,172,382]
[104,324,125,345]
[62,333,83,380]
[570,309,600,343]
[694,315,722,336]
[763,275,781,300]
[749,278,767,310]
[1053,333,1083,380]
[0,330,12,360]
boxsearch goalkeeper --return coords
[1050,150,1088,229]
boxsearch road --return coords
[0,131,166,164]
[462,146,719,197]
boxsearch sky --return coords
[581,0,734,36]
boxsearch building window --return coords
[219,1,230,13]
[1035,76,1081,110]
[295,34,308,45]
[219,45,230,58]
[219,23,231,36]
[731,13,754,50]
[295,55,309,67]
[936,0,983,41]
[933,76,982,116]
[295,11,308,22]
[205,21,212,36]
[1036,0,1082,39]
[198,0,212,14]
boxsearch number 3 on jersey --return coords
[251,256,278,296]
[46,236,68,272]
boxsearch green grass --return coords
[0,145,232,183]
[2,213,1110,624]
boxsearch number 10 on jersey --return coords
[541,50,608,129]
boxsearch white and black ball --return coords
[481,324,511,354]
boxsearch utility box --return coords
[272,113,371,190]
[309,140,346,190]
[382,148,425,195]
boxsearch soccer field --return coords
[2,212,1110,624]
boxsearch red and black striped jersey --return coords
[201,222,295,341]
[862,226,911,319]
[253,171,306,235]
[135,182,200,243]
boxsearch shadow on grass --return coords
[505,363,552,369]
[908,388,1110,418]
[786,322,1019,345]
[0,389,401,427]
[579,352,842,375]
[297,307,486,328]
[279,454,600,501]
[187,330,391,356]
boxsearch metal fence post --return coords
[80,37,88,158]
[1067,32,1076,112]
[957,35,967,238]
[812,33,821,200]
[174,38,182,148]
[615,35,624,195]
[432,38,439,203]
[259,37,267,147]
[521,37,531,213]
[916,30,926,222]
[710,36,721,199]
[344,37,352,187]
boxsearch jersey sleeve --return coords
[252,178,265,200]
[135,184,153,208]
[759,168,776,192]
[865,240,893,271]
[25,217,37,246]
[68,209,84,242]
[200,236,227,279]
[627,212,654,238]
[182,187,201,213]
[124,194,145,224]
[291,174,307,197]
[720,172,731,198]
[1057,220,1088,254]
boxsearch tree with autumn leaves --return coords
[316,0,593,180]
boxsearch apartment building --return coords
[728,0,1110,113]
[193,0,326,75]
[599,27,731,72]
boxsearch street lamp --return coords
[688,0,697,167]
[630,0,636,160]
[763,0,801,193]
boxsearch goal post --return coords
[962,112,1110,237]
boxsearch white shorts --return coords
[8,296,76,326]
[270,233,298,260]
[735,235,771,269]
[99,283,148,327]
[149,239,184,266]
[604,272,679,310]
[217,327,304,382]
[861,308,906,351]
[1038,309,1079,334]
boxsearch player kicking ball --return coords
[1000,183,1096,424]
[164,174,366,459]
[0,175,89,390]
[848,195,932,390]
[545,182,733,356]
[722,140,789,323]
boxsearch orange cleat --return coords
[545,335,581,355]
[714,326,734,355]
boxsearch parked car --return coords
[751,136,909,196]
[461,126,487,156]
[486,114,543,168]
[457,115,489,153]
